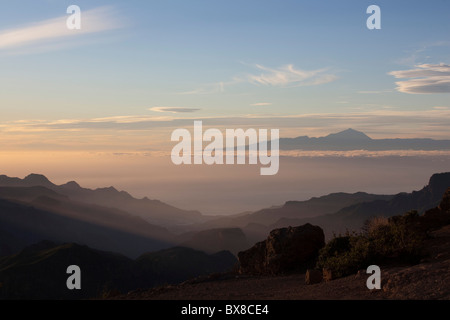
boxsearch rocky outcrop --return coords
[438,188,450,212]
[238,224,325,275]
[421,188,450,231]
[236,241,267,274]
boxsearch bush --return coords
[316,211,426,278]
[316,233,370,278]
[362,216,389,236]
[369,210,425,263]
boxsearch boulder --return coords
[421,188,450,230]
[238,223,325,275]
[305,269,322,285]
[237,241,266,274]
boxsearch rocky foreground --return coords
[112,189,450,300]
[114,223,450,300]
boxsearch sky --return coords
[0,1,450,213]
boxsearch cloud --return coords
[0,6,123,53]
[180,64,337,95]
[245,64,337,87]
[149,107,201,113]
[4,108,450,141]
[389,63,450,94]
[396,41,450,66]
[178,63,336,95]
[250,102,272,106]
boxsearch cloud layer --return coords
[389,63,450,94]
[3,108,450,153]
[3,108,450,137]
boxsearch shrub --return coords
[362,216,389,237]
[316,211,426,278]
[316,233,370,278]
[369,210,425,263]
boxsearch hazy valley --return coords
[1,169,450,299]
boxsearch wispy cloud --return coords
[389,63,450,94]
[250,102,272,106]
[244,64,337,87]
[4,108,450,139]
[149,107,201,113]
[180,64,337,95]
[2,108,450,152]
[397,41,450,66]
[0,6,123,53]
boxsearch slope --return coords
[0,174,206,227]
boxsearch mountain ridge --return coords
[0,173,207,227]
[0,241,237,299]
[280,128,450,151]
[269,172,450,237]
[192,172,450,242]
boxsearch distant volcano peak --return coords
[325,128,372,141]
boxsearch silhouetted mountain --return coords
[0,241,134,299]
[0,197,173,258]
[22,174,54,188]
[0,241,237,300]
[0,175,246,256]
[0,174,206,227]
[279,129,450,151]
[242,192,393,225]
[179,228,249,254]
[61,181,81,189]
[325,128,372,141]
[195,192,393,240]
[194,172,450,244]
[0,186,68,202]
[271,172,450,238]
[1,170,449,300]
[136,247,237,286]
[0,229,25,258]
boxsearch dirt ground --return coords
[116,225,450,300]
